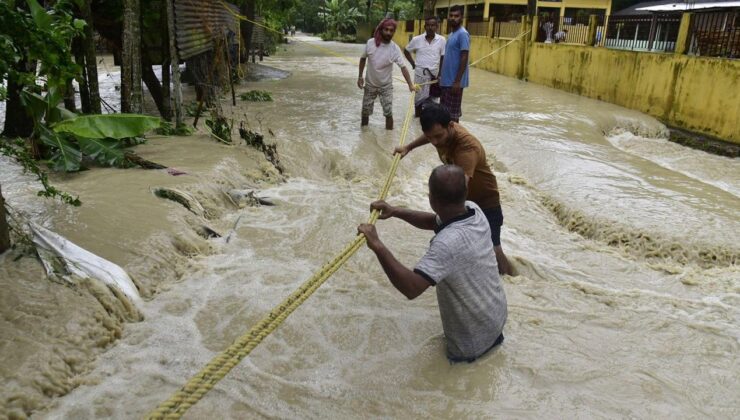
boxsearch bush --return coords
[240,90,273,102]
[319,32,356,43]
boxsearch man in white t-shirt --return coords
[403,16,446,117]
[358,18,416,130]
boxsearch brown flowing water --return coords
[2,36,738,418]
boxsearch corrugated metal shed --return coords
[174,0,239,60]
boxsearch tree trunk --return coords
[142,62,166,117]
[74,38,92,113]
[423,0,436,17]
[165,0,183,126]
[64,79,77,112]
[239,0,255,62]
[80,0,101,114]
[122,0,142,113]
[160,0,172,121]
[0,184,10,254]
[2,64,35,138]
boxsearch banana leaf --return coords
[77,137,125,167]
[38,126,82,172]
[19,90,76,125]
[25,0,52,31]
[52,114,161,139]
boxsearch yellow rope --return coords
[469,29,532,67]
[148,8,524,418]
[147,92,416,419]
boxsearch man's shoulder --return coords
[452,27,470,36]
[364,38,375,52]
[453,124,483,147]
[410,34,426,43]
[434,203,486,242]
[465,200,482,212]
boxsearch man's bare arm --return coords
[394,134,430,157]
[357,57,367,89]
[403,49,416,69]
[358,224,431,300]
[371,200,437,231]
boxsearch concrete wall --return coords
[393,26,740,143]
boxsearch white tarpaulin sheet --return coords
[30,222,142,306]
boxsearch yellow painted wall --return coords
[526,44,740,142]
[393,25,740,143]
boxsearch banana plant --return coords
[20,89,160,172]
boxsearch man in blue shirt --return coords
[439,5,470,122]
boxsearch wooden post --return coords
[73,38,91,113]
[224,35,236,106]
[519,15,529,80]
[488,16,494,38]
[240,0,256,62]
[0,184,10,254]
[166,0,183,126]
[647,14,658,51]
[531,15,539,43]
[587,15,598,46]
[81,0,101,114]
[122,0,143,113]
[161,0,172,121]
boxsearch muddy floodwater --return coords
[2,35,738,418]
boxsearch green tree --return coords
[321,0,363,36]
[1,0,83,138]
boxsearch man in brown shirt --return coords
[394,104,512,275]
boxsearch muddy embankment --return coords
[0,111,286,417]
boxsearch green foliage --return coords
[77,137,125,167]
[156,121,195,136]
[0,138,81,206]
[320,32,356,42]
[52,114,161,139]
[240,90,273,102]
[205,114,233,144]
[20,82,160,171]
[19,89,76,127]
[321,0,363,36]
[0,0,82,102]
[185,101,202,117]
[41,114,161,170]
[38,125,83,172]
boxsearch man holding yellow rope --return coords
[394,104,513,275]
[358,164,507,362]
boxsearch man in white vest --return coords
[403,16,446,117]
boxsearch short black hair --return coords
[449,5,464,14]
[429,165,467,206]
[425,16,439,23]
[420,103,451,132]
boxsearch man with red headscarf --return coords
[358,18,416,130]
